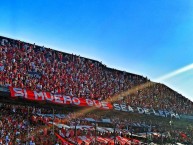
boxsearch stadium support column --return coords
[169,115,173,143]
[161,129,163,145]
[75,119,77,145]
[144,126,150,144]
[95,121,98,145]
[131,126,133,139]
[145,126,148,144]
[53,108,55,134]
[114,123,117,145]
[128,125,133,139]
[28,106,30,139]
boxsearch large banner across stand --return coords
[113,103,180,119]
[9,87,113,109]
[9,87,180,119]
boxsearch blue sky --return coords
[0,0,193,101]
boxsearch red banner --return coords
[9,87,113,109]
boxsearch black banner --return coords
[113,103,180,119]
[28,72,41,78]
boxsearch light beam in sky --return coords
[155,63,193,82]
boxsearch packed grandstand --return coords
[0,36,193,145]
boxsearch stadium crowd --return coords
[0,36,193,144]
[0,37,147,100]
[0,36,192,115]
[0,104,62,145]
[121,83,193,114]
[0,104,192,145]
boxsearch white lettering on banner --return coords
[137,107,145,114]
[93,100,102,108]
[44,93,53,101]
[120,104,128,112]
[144,108,150,115]
[164,110,170,117]
[86,99,93,106]
[158,110,165,117]
[10,87,181,118]
[63,96,72,104]
[175,113,180,119]
[34,91,44,100]
[54,94,63,104]
[101,102,109,109]
[152,109,160,116]
[24,89,28,98]
[13,88,24,97]
[170,111,176,118]
[113,103,121,111]
[112,103,180,119]
[148,108,154,115]
[128,106,134,112]
[72,97,80,105]
[10,87,113,110]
